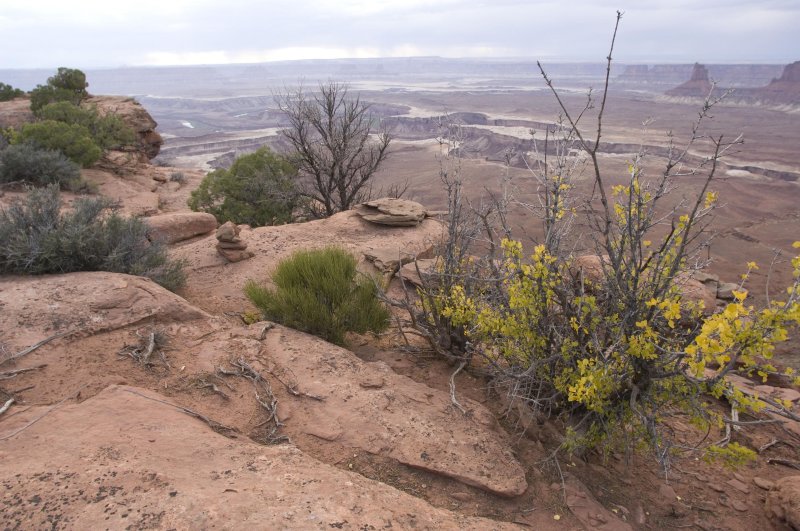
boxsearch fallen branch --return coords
[449,360,468,414]
[120,388,237,436]
[1,331,72,366]
[118,329,169,369]
[767,458,800,470]
[0,398,14,416]
[197,379,230,400]
[217,357,289,444]
[0,364,47,380]
[0,385,87,441]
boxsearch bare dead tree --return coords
[276,82,391,217]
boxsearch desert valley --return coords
[1,55,800,530]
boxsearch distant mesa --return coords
[665,63,718,98]
[662,60,800,106]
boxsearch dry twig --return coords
[0,364,47,380]
[0,398,14,417]
[1,331,73,366]
[120,388,237,436]
[0,385,87,441]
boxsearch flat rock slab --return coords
[0,272,210,353]
[0,385,520,531]
[355,198,427,226]
[363,247,417,274]
[261,325,528,497]
[146,212,218,244]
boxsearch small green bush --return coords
[0,143,83,190]
[15,120,102,167]
[0,185,185,291]
[0,82,24,102]
[37,101,135,150]
[244,247,389,345]
[189,147,299,227]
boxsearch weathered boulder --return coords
[364,247,416,274]
[766,476,800,529]
[0,385,519,531]
[398,258,440,287]
[717,282,740,301]
[145,212,217,244]
[355,198,427,226]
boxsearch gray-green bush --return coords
[0,185,185,291]
[244,247,389,345]
[0,143,83,190]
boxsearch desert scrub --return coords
[12,120,102,167]
[0,185,185,291]
[37,101,136,150]
[0,143,87,191]
[189,147,299,227]
[244,247,389,345]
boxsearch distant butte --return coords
[664,60,800,106]
[665,63,717,98]
[754,60,800,104]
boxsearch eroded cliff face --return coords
[754,61,800,104]
[87,95,163,159]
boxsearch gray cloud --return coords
[1,1,798,68]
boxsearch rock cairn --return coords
[216,221,254,263]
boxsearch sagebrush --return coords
[0,143,85,191]
[0,185,185,291]
[244,247,389,345]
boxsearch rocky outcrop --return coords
[145,212,217,244]
[216,221,254,262]
[0,98,34,130]
[665,63,716,98]
[87,95,164,159]
[765,476,800,529]
[260,325,529,497]
[0,385,519,531]
[355,198,428,226]
[752,61,800,105]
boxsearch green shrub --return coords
[0,185,185,291]
[0,82,24,102]
[244,247,389,345]
[189,147,299,227]
[15,120,102,167]
[29,67,89,114]
[0,143,83,190]
[37,101,135,150]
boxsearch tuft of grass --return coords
[0,185,185,291]
[244,247,389,346]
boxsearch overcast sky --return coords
[2,0,798,69]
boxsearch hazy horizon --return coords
[2,1,799,70]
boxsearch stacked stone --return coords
[216,221,254,263]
